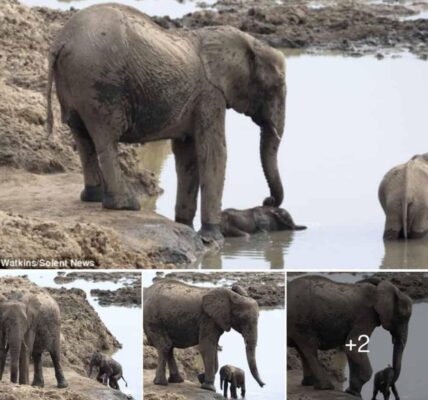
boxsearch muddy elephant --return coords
[219,365,246,399]
[88,351,127,390]
[379,153,428,240]
[0,293,68,388]
[220,206,306,237]
[372,366,400,400]
[47,3,286,245]
[288,276,412,397]
[144,280,265,392]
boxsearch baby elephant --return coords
[219,365,245,399]
[372,366,399,400]
[379,153,428,240]
[220,206,306,237]
[88,351,128,390]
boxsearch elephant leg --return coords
[150,332,172,386]
[372,387,378,400]
[71,125,103,203]
[344,335,372,396]
[50,347,68,388]
[385,389,391,400]
[391,383,400,400]
[296,346,315,386]
[87,121,140,211]
[172,138,199,228]
[167,348,184,383]
[19,342,29,385]
[223,226,250,238]
[194,93,226,245]
[241,383,246,398]
[32,352,44,387]
[230,382,238,399]
[198,334,220,392]
[292,335,334,390]
[223,380,229,398]
[383,214,402,240]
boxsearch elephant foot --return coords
[80,185,103,202]
[102,192,141,211]
[345,387,362,397]
[199,223,224,247]
[153,376,168,386]
[168,373,184,383]
[201,382,216,392]
[32,378,45,388]
[301,376,315,386]
[314,380,334,391]
[57,379,69,389]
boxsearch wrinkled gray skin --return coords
[372,366,400,400]
[288,276,412,397]
[219,365,246,399]
[220,206,306,237]
[379,153,428,240]
[144,280,265,393]
[0,293,68,388]
[47,3,286,246]
[88,351,127,390]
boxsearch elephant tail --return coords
[121,375,128,387]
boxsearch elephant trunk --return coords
[220,375,224,390]
[392,327,408,381]
[88,362,94,378]
[8,336,22,384]
[244,336,265,388]
[260,96,285,207]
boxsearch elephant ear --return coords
[374,281,412,330]
[202,288,231,332]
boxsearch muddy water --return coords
[143,55,428,269]
[142,275,285,400]
[0,271,142,400]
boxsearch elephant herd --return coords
[45,3,428,247]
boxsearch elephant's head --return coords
[202,287,265,387]
[201,27,286,207]
[374,281,412,381]
[220,365,233,389]
[0,302,28,383]
[88,351,103,377]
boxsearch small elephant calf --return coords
[88,351,128,390]
[372,366,400,400]
[220,206,306,237]
[219,365,246,399]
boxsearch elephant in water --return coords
[379,153,428,240]
[144,280,265,392]
[220,206,306,237]
[219,365,246,399]
[47,4,287,245]
[288,276,412,397]
[372,366,400,400]
[0,293,68,388]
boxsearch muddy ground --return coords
[1,0,427,267]
[143,272,283,399]
[287,272,428,399]
[0,276,128,399]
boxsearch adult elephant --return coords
[144,280,265,392]
[0,293,68,388]
[47,3,286,244]
[288,276,412,397]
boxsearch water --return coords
[20,0,215,16]
[146,55,428,269]
[0,271,142,400]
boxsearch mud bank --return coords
[91,282,141,307]
[0,0,203,268]
[161,0,428,59]
[0,277,126,400]
[144,370,224,400]
[54,272,140,284]
[157,271,285,307]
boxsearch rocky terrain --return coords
[0,276,128,399]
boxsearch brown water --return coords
[141,55,428,269]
